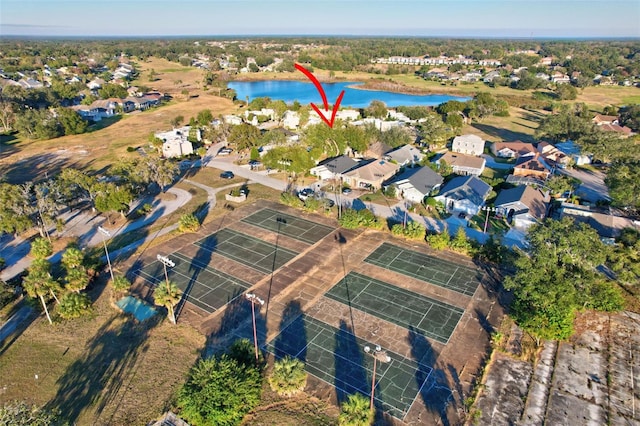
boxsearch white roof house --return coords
[452,134,485,156]
[156,126,196,158]
[335,109,360,121]
[282,110,300,129]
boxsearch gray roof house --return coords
[387,166,444,203]
[310,155,359,181]
[384,144,425,166]
[434,175,491,215]
[494,185,549,230]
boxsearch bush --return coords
[426,230,450,250]
[391,221,426,240]
[178,213,200,233]
[449,227,473,254]
[111,275,131,294]
[338,208,383,230]
[280,192,303,208]
[178,355,262,426]
[303,197,322,212]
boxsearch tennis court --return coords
[365,242,481,296]
[325,272,464,344]
[194,228,299,274]
[241,208,335,244]
[266,315,430,419]
[136,251,251,313]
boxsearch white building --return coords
[156,126,197,158]
[451,134,485,156]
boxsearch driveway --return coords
[558,167,609,203]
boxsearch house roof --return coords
[597,123,633,135]
[494,185,549,220]
[492,141,536,156]
[344,159,399,182]
[318,155,359,175]
[437,175,491,205]
[438,151,485,170]
[515,154,552,173]
[592,114,618,124]
[389,166,444,194]
[452,134,484,149]
[366,141,393,158]
[385,144,424,164]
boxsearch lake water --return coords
[227,80,470,108]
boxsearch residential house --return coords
[483,70,501,83]
[536,142,572,169]
[461,71,483,82]
[335,109,360,121]
[560,203,640,242]
[512,153,553,180]
[452,134,485,156]
[535,73,551,81]
[384,144,424,166]
[539,57,554,66]
[223,115,243,126]
[434,175,491,216]
[18,78,44,89]
[494,185,549,230]
[310,155,359,181]
[551,72,570,84]
[87,78,105,91]
[156,126,196,159]
[357,117,403,132]
[592,114,633,136]
[342,159,400,190]
[554,141,592,166]
[387,110,412,122]
[490,141,536,158]
[282,110,300,129]
[437,151,486,176]
[386,166,444,203]
[365,141,393,159]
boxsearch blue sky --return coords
[1,0,638,38]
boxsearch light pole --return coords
[364,344,391,411]
[245,292,265,362]
[482,206,495,234]
[98,226,114,281]
[156,254,175,292]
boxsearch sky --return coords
[1,0,638,38]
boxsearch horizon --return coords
[1,0,639,38]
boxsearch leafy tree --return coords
[178,213,200,233]
[93,182,133,215]
[391,221,426,240]
[0,100,16,132]
[449,227,473,254]
[545,175,580,197]
[178,355,262,426]
[504,218,623,341]
[338,208,383,230]
[0,401,62,425]
[436,100,467,115]
[98,83,127,99]
[395,106,431,120]
[445,113,464,131]
[619,104,640,132]
[605,160,640,214]
[426,230,451,250]
[57,292,92,320]
[30,237,53,259]
[153,280,182,324]
[228,338,258,367]
[268,356,307,397]
[535,103,593,142]
[338,393,373,426]
[418,112,452,148]
[379,126,413,148]
[554,83,577,100]
[0,183,35,235]
[56,107,88,135]
[607,228,640,286]
[170,115,184,128]
[228,123,261,150]
[364,100,388,119]
[197,109,213,126]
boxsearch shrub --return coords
[111,275,131,294]
[338,208,383,230]
[303,197,322,212]
[280,192,303,208]
[449,227,473,254]
[178,355,262,426]
[178,213,200,233]
[391,221,426,240]
[268,356,307,397]
[426,230,450,250]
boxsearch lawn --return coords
[0,284,206,426]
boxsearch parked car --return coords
[298,188,315,201]
[220,171,235,179]
[321,198,335,208]
[218,148,233,156]
[341,187,352,195]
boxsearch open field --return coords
[0,285,206,426]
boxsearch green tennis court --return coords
[241,208,335,244]
[266,315,431,419]
[325,272,464,344]
[365,242,481,296]
[135,251,251,313]
[194,228,299,274]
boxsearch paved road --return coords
[558,167,609,203]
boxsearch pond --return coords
[227,80,470,108]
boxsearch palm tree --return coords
[268,356,307,397]
[338,393,374,426]
[153,281,182,324]
[22,259,60,324]
[57,292,92,319]
[62,246,89,293]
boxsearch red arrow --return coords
[295,63,345,128]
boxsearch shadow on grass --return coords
[472,123,536,143]
[46,312,162,425]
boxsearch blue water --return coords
[115,296,157,322]
[228,80,470,108]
